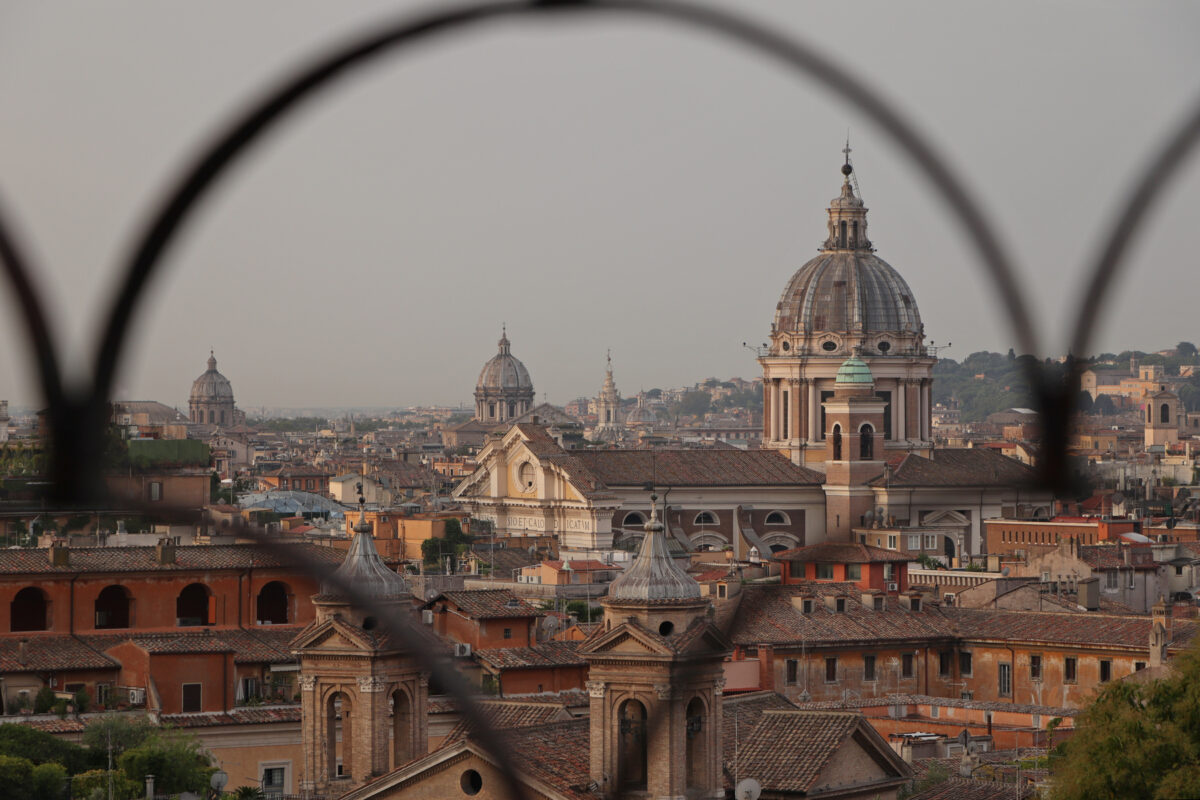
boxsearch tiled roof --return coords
[475,641,584,670]
[870,448,1037,487]
[0,636,118,672]
[541,560,612,572]
[735,710,864,793]
[773,542,911,563]
[161,705,302,728]
[0,543,343,575]
[469,546,540,576]
[908,777,1036,800]
[798,693,1079,718]
[0,717,86,733]
[442,699,574,745]
[694,568,736,582]
[425,589,540,619]
[488,719,594,800]
[1078,544,1159,570]
[729,584,956,647]
[81,626,302,664]
[721,691,796,785]
[573,448,824,487]
[944,607,1195,650]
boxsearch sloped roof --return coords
[573,448,824,487]
[735,710,880,793]
[425,589,540,619]
[773,542,911,563]
[871,448,1036,488]
[441,699,574,745]
[0,636,118,673]
[475,641,585,670]
[721,691,796,784]
[0,543,344,575]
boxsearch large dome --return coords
[774,251,922,335]
[476,330,533,392]
[189,352,234,403]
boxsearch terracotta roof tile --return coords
[573,449,824,487]
[773,542,911,563]
[735,709,863,793]
[870,449,1036,488]
[161,705,302,728]
[475,641,584,670]
[907,776,1036,800]
[0,636,117,672]
[424,589,540,619]
[442,699,574,745]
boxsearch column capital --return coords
[653,683,674,700]
[357,676,387,693]
[299,676,317,691]
[586,680,606,699]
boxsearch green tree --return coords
[30,762,66,800]
[71,769,139,800]
[1178,341,1198,358]
[231,787,265,800]
[82,715,154,758]
[0,723,92,773]
[676,391,711,418]
[0,754,34,798]
[33,687,58,714]
[117,731,213,796]
[565,600,600,623]
[1050,641,1200,799]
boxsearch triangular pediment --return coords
[579,624,674,657]
[922,509,970,526]
[291,617,377,654]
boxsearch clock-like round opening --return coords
[822,341,837,352]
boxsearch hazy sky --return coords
[1,2,1198,411]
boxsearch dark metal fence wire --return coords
[1,1,1198,797]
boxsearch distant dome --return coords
[476,330,533,393]
[189,352,234,403]
[835,355,874,385]
[774,252,922,335]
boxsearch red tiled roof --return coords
[1078,544,1158,570]
[1,717,86,733]
[541,560,611,572]
[573,448,824,487]
[908,776,1036,800]
[735,710,867,793]
[0,636,118,673]
[721,691,796,787]
[773,542,911,563]
[0,543,344,575]
[442,699,574,745]
[475,641,584,670]
[870,448,1036,487]
[490,719,593,800]
[161,705,302,728]
[694,568,735,582]
[424,589,540,619]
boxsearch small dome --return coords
[835,355,874,385]
[189,352,235,403]
[607,505,700,602]
[321,519,409,600]
[476,330,533,393]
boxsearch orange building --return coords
[341,510,465,561]
[420,589,541,651]
[775,542,910,593]
[475,641,587,696]
[517,559,617,586]
[0,541,341,714]
[984,516,1137,556]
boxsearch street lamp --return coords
[209,769,228,800]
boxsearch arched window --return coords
[256,581,290,625]
[328,692,353,780]
[839,220,848,248]
[765,511,789,525]
[694,511,717,526]
[618,699,647,789]
[1147,406,1153,423]
[391,688,414,769]
[208,409,215,424]
[832,425,842,460]
[488,403,496,419]
[1161,403,1171,424]
[686,696,707,789]
[850,220,859,247]
[622,512,646,527]
[860,424,874,459]
[220,410,226,425]
[94,585,131,629]
[508,402,516,418]
[11,587,48,632]
[176,583,212,626]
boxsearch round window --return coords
[781,341,790,351]
[659,620,674,636]
[460,769,483,795]
[362,616,378,631]
[822,341,837,352]
[878,341,891,353]
[517,461,535,490]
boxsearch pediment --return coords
[921,509,970,526]
[579,625,673,657]
[291,618,376,653]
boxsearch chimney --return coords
[155,537,176,565]
[1150,597,1171,668]
[145,775,155,800]
[757,644,775,691]
[49,537,69,567]
[1078,577,1099,611]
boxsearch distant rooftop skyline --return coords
[0,1,1197,408]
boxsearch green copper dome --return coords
[835,355,874,385]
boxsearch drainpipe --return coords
[1006,644,1017,705]
[69,573,80,635]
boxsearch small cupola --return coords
[821,144,873,252]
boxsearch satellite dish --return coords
[1001,567,1010,577]
[735,778,763,800]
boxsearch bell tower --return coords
[580,499,731,799]
[293,489,428,795]
[823,354,887,541]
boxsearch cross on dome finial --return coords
[841,135,854,177]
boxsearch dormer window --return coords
[802,598,814,614]
[835,598,846,613]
